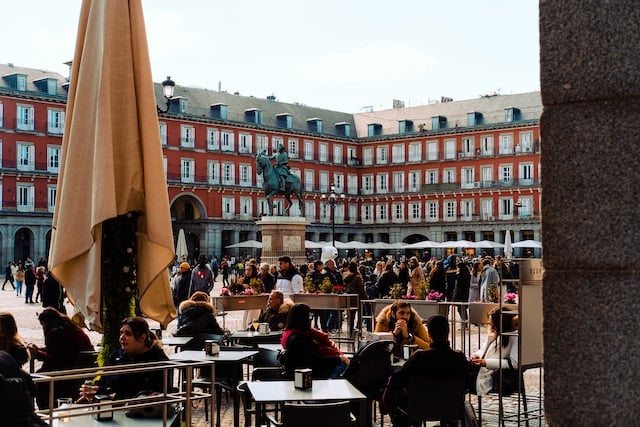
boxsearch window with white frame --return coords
[0,102,3,127]
[499,198,514,218]
[361,204,373,223]
[348,204,358,224]
[462,137,474,157]
[461,167,474,188]
[333,144,342,164]
[444,200,456,220]
[425,201,437,221]
[392,202,404,222]
[48,185,57,213]
[17,183,34,212]
[17,105,34,131]
[222,163,235,185]
[304,170,315,192]
[180,125,195,148]
[47,109,64,134]
[208,160,220,184]
[518,196,533,217]
[333,173,344,192]
[207,128,220,150]
[377,203,388,223]
[163,156,167,177]
[347,146,357,164]
[0,182,3,211]
[427,141,438,160]
[239,133,252,153]
[256,134,268,153]
[377,173,388,194]
[181,158,194,183]
[443,168,456,184]
[272,136,283,153]
[481,198,493,220]
[481,166,493,185]
[461,200,474,220]
[159,122,167,146]
[426,169,438,185]
[0,141,2,167]
[319,171,329,192]
[334,204,345,223]
[363,147,373,165]
[17,142,34,171]
[347,174,358,195]
[221,130,235,151]
[288,138,299,158]
[412,202,424,222]
[17,75,27,91]
[290,168,301,182]
[500,164,513,182]
[481,135,493,155]
[409,142,422,162]
[304,140,314,160]
[519,131,533,152]
[393,171,404,192]
[519,162,534,184]
[392,144,405,163]
[319,143,328,162]
[363,175,373,194]
[47,145,61,173]
[240,197,252,218]
[305,201,316,221]
[222,196,235,218]
[320,202,330,222]
[444,139,456,159]
[499,134,513,154]
[409,171,420,192]
[239,164,252,186]
[376,146,388,164]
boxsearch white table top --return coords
[162,336,193,346]
[247,379,365,403]
[47,406,177,426]
[257,343,283,352]
[230,330,283,338]
[168,349,258,362]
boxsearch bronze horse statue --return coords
[256,152,304,216]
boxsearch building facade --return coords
[0,63,541,263]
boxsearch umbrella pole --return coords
[98,213,138,365]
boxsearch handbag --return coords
[491,359,520,396]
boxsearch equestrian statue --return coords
[256,145,304,216]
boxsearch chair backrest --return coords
[251,367,285,381]
[407,376,466,423]
[253,348,281,368]
[342,339,394,398]
[281,400,352,427]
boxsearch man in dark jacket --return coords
[383,315,468,427]
[173,262,192,309]
[24,263,36,304]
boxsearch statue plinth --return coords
[258,216,308,267]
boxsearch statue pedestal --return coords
[258,216,308,267]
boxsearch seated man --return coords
[382,315,469,427]
[374,300,430,356]
[258,290,294,331]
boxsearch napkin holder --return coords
[93,395,113,421]
[294,368,312,390]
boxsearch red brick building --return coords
[0,63,541,263]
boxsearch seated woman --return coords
[280,303,349,379]
[28,307,94,409]
[0,312,29,367]
[175,291,224,350]
[79,317,169,401]
[469,307,519,396]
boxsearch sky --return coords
[1,0,539,113]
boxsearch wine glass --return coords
[252,320,260,333]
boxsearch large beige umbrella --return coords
[49,0,176,329]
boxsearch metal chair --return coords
[403,376,467,426]
[237,367,286,427]
[266,400,355,427]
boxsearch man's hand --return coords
[393,319,409,338]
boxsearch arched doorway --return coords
[14,228,34,263]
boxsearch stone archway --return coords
[13,227,34,263]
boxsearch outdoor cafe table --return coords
[48,404,179,426]
[162,336,194,352]
[229,329,283,346]
[169,349,258,427]
[247,379,367,427]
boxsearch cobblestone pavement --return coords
[1,283,543,426]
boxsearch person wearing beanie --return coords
[172,262,192,309]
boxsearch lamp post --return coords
[157,76,175,113]
[321,183,345,247]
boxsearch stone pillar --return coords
[258,216,307,267]
[541,2,640,424]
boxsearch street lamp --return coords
[157,76,175,113]
[321,183,345,247]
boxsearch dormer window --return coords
[504,107,521,122]
[34,78,58,95]
[245,108,262,125]
[277,113,293,129]
[335,122,351,137]
[431,116,447,130]
[367,123,382,137]
[307,118,323,134]
[467,112,483,126]
[399,120,414,134]
[210,103,228,120]
[17,74,27,91]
